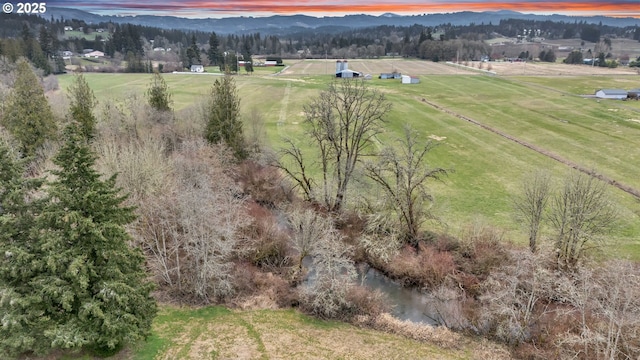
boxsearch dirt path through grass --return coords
[277,81,292,126]
[419,97,640,200]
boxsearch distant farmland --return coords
[57,59,640,258]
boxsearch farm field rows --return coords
[56,60,640,258]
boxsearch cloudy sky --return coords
[47,1,640,18]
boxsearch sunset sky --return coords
[47,1,640,19]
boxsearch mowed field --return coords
[56,59,640,258]
[124,306,505,360]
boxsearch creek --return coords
[357,265,441,326]
[303,256,442,326]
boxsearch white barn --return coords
[335,60,361,78]
[595,89,627,99]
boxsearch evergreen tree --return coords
[207,32,220,66]
[242,42,253,74]
[37,124,157,354]
[186,34,201,68]
[204,75,246,159]
[67,74,97,140]
[0,143,51,357]
[125,51,145,73]
[1,58,57,157]
[146,72,172,112]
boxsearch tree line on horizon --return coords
[1,12,640,74]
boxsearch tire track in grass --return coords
[278,81,292,126]
[359,60,372,74]
[302,61,312,74]
[419,97,640,200]
[235,313,269,360]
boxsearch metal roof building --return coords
[595,89,628,99]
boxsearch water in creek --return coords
[357,265,441,326]
[303,256,441,326]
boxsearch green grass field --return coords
[56,63,640,258]
[63,30,103,41]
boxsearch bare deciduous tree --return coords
[279,79,391,212]
[130,140,249,303]
[287,207,333,275]
[300,227,357,319]
[174,140,249,302]
[364,125,447,245]
[245,106,266,154]
[549,171,617,268]
[513,170,551,253]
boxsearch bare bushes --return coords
[386,243,457,289]
[96,95,181,148]
[456,221,509,279]
[177,141,248,301]
[299,238,355,319]
[474,247,640,359]
[96,134,172,201]
[358,212,403,267]
[476,249,558,346]
[554,260,640,359]
[366,313,463,350]
[131,140,250,303]
[240,201,290,270]
[231,264,296,309]
[297,219,360,319]
[169,100,210,142]
[236,160,294,207]
[42,75,59,92]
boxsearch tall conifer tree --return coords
[204,74,246,160]
[0,143,51,357]
[1,59,57,157]
[38,124,156,354]
[67,74,97,140]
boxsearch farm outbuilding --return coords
[336,69,361,78]
[379,72,401,79]
[627,89,640,100]
[335,60,361,78]
[401,75,420,84]
[595,89,627,99]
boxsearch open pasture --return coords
[468,60,639,76]
[281,58,482,76]
[281,58,640,76]
[509,75,640,97]
[56,61,640,258]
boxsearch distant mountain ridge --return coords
[44,7,640,35]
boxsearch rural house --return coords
[190,64,204,73]
[83,50,104,58]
